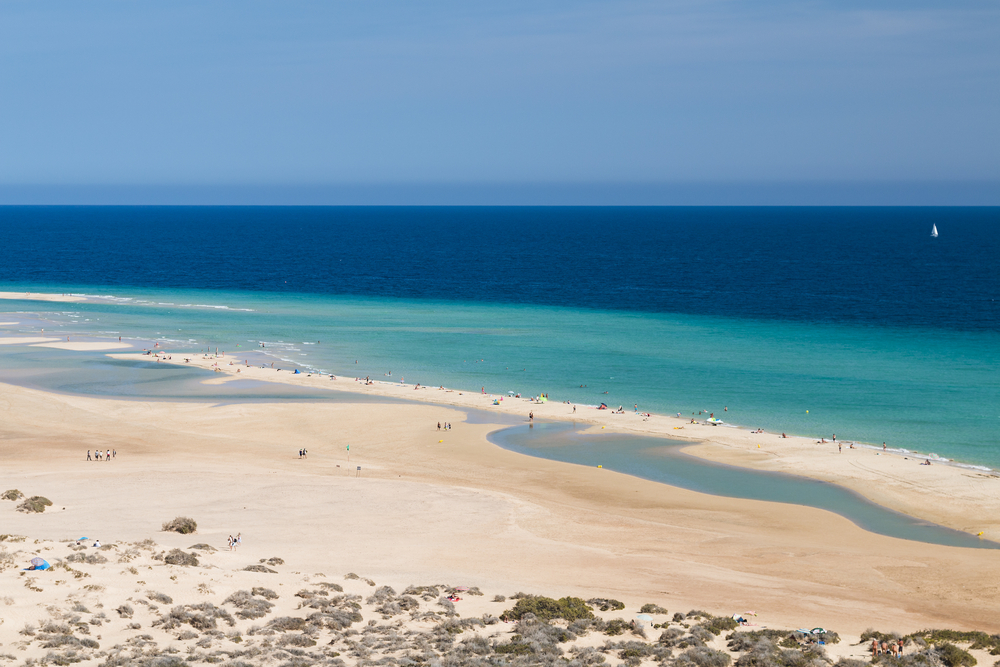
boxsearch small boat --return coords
[931,224,938,238]
[706,418,725,425]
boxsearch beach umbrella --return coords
[28,557,50,570]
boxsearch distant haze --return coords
[0,1,997,205]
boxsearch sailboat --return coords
[931,224,938,238]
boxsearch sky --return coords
[0,1,998,204]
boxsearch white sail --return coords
[931,224,938,237]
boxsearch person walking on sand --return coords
[87,450,92,461]
[883,442,887,451]
[236,533,241,548]
[838,443,842,453]
[106,449,111,461]
[228,535,234,551]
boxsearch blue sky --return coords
[0,1,997,204]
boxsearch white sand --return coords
[2,378,1000,641]
[0,291,87,303]
[31,342,133,351]
[0,337,60,345]
[133,352,1000,542]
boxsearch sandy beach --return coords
[127,350,1000,543]
[3,355,1000,649]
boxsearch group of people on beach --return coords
[872,639,905,658]
[437,422,452,430]
[87,449,115,461]
[228,533,241,551]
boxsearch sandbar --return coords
[0,336,60,345]
[0,291,87,303]
[31,341,133,351]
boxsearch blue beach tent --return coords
[25,557,50,571]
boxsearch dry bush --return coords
[188,543,216,552]
[588,597,625,612]
[17,496,52,513]
[161,517,197,534]
[66,552,108,565]
[224,590,276,620]
[252,587,279,599]
[243,564,276,573]
[154,603,235,632]
[147,591,173,605]
[163,549,199,566]
[1,489,24,501]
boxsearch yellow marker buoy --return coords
[601,426,605,429]
[757,444,761,448]
[806,410,809,413]
[439,440,443,443]
[598,465,602,468]
[978,531,984,536]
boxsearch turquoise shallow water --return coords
[0,337,993,549]
[1,285,998,468]
[490,421,999,549]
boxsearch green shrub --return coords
[161,517,197,534]
[604,619,630,636]
[908,630,1000,654]
[17,496,52,513]
[588,597,625,612]
[1,489,24,501]
[938,644,977,667]
[700,616,739,635]
[641,603,669,614]
[494,641,533,655]
[243,564,276,573]
[502,596,594,623]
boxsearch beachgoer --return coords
[228,535,234,551]
[106,449,111,461]
[832,434,836,441]
[113,450,116,459]
[437,422,441,430]
[93,540,101,548]
[236,533,241,547]
[883,442,887,451]
[528,411,533,421]
[572,406,576,413]
[782,433,787,438]
[838,443,842,453]
[87,450,92,461]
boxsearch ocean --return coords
[0,205,997,468]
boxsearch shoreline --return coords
[118,345,1000,543]
[0,314,997,542]
[2,335,1000,635]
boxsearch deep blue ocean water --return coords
[1,206,997,330]
[0,206,997,469]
